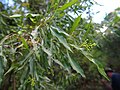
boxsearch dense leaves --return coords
[0,0,112,89]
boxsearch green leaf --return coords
[4,63,17,76]
[50,28,72,52]
[20,36,29,50]
[53,59,64,68]
[0,46,7,67]
[31,25,40,39]
[97,67,109,80]
[57,0,78,11]
[70,44,82,50]
[67,51,85,78]
[0,17,7,25]
[30,18,36,23]
[29,57,34,76]
[0,56,4,85]
[70,15,81,34]
[83,20,92,39]
[113,16,120,23]
[42,45,52,56]
[25,13,40,17]
[0,35,9,45]
[10,13,40,18]
[20,66,28,84]
[70,44,108,79]
[51,26,70,36]
[80,49,108,79]
[10,14,21,18]
[18,50,33,71]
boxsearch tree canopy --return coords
[0,0,120,90]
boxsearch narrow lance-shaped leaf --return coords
[67,51,85,78]
[53,59,64,68]
[57,0,78,11]
[51,26,70,36]
[83,20,92,39]
[25,13,40,17]
[10,14,21,18]
[0,17,7,25]
[20,36,29,50]
[42,46,52,56]
[50,28,72,52]
[31,25,40,39]
[70,15,81,34]
[97,67,109,80]
[18,50,33,70]
[80,48,108,80]
[4,63,17,76]
[70,44,108,79]
[29,57,34,76]
[10,13,40,18]
[41,40,52,56]
[0,35,9,45]
[0,46,7,67]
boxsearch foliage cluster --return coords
[0,0,118,90]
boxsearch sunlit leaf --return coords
[97,67,109,80]
[25,13,40,17]
[51,26,70,36]
[10,13,40,18]
[70,15,81,34]
[20,36,29,50]
[10,14,21,18]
